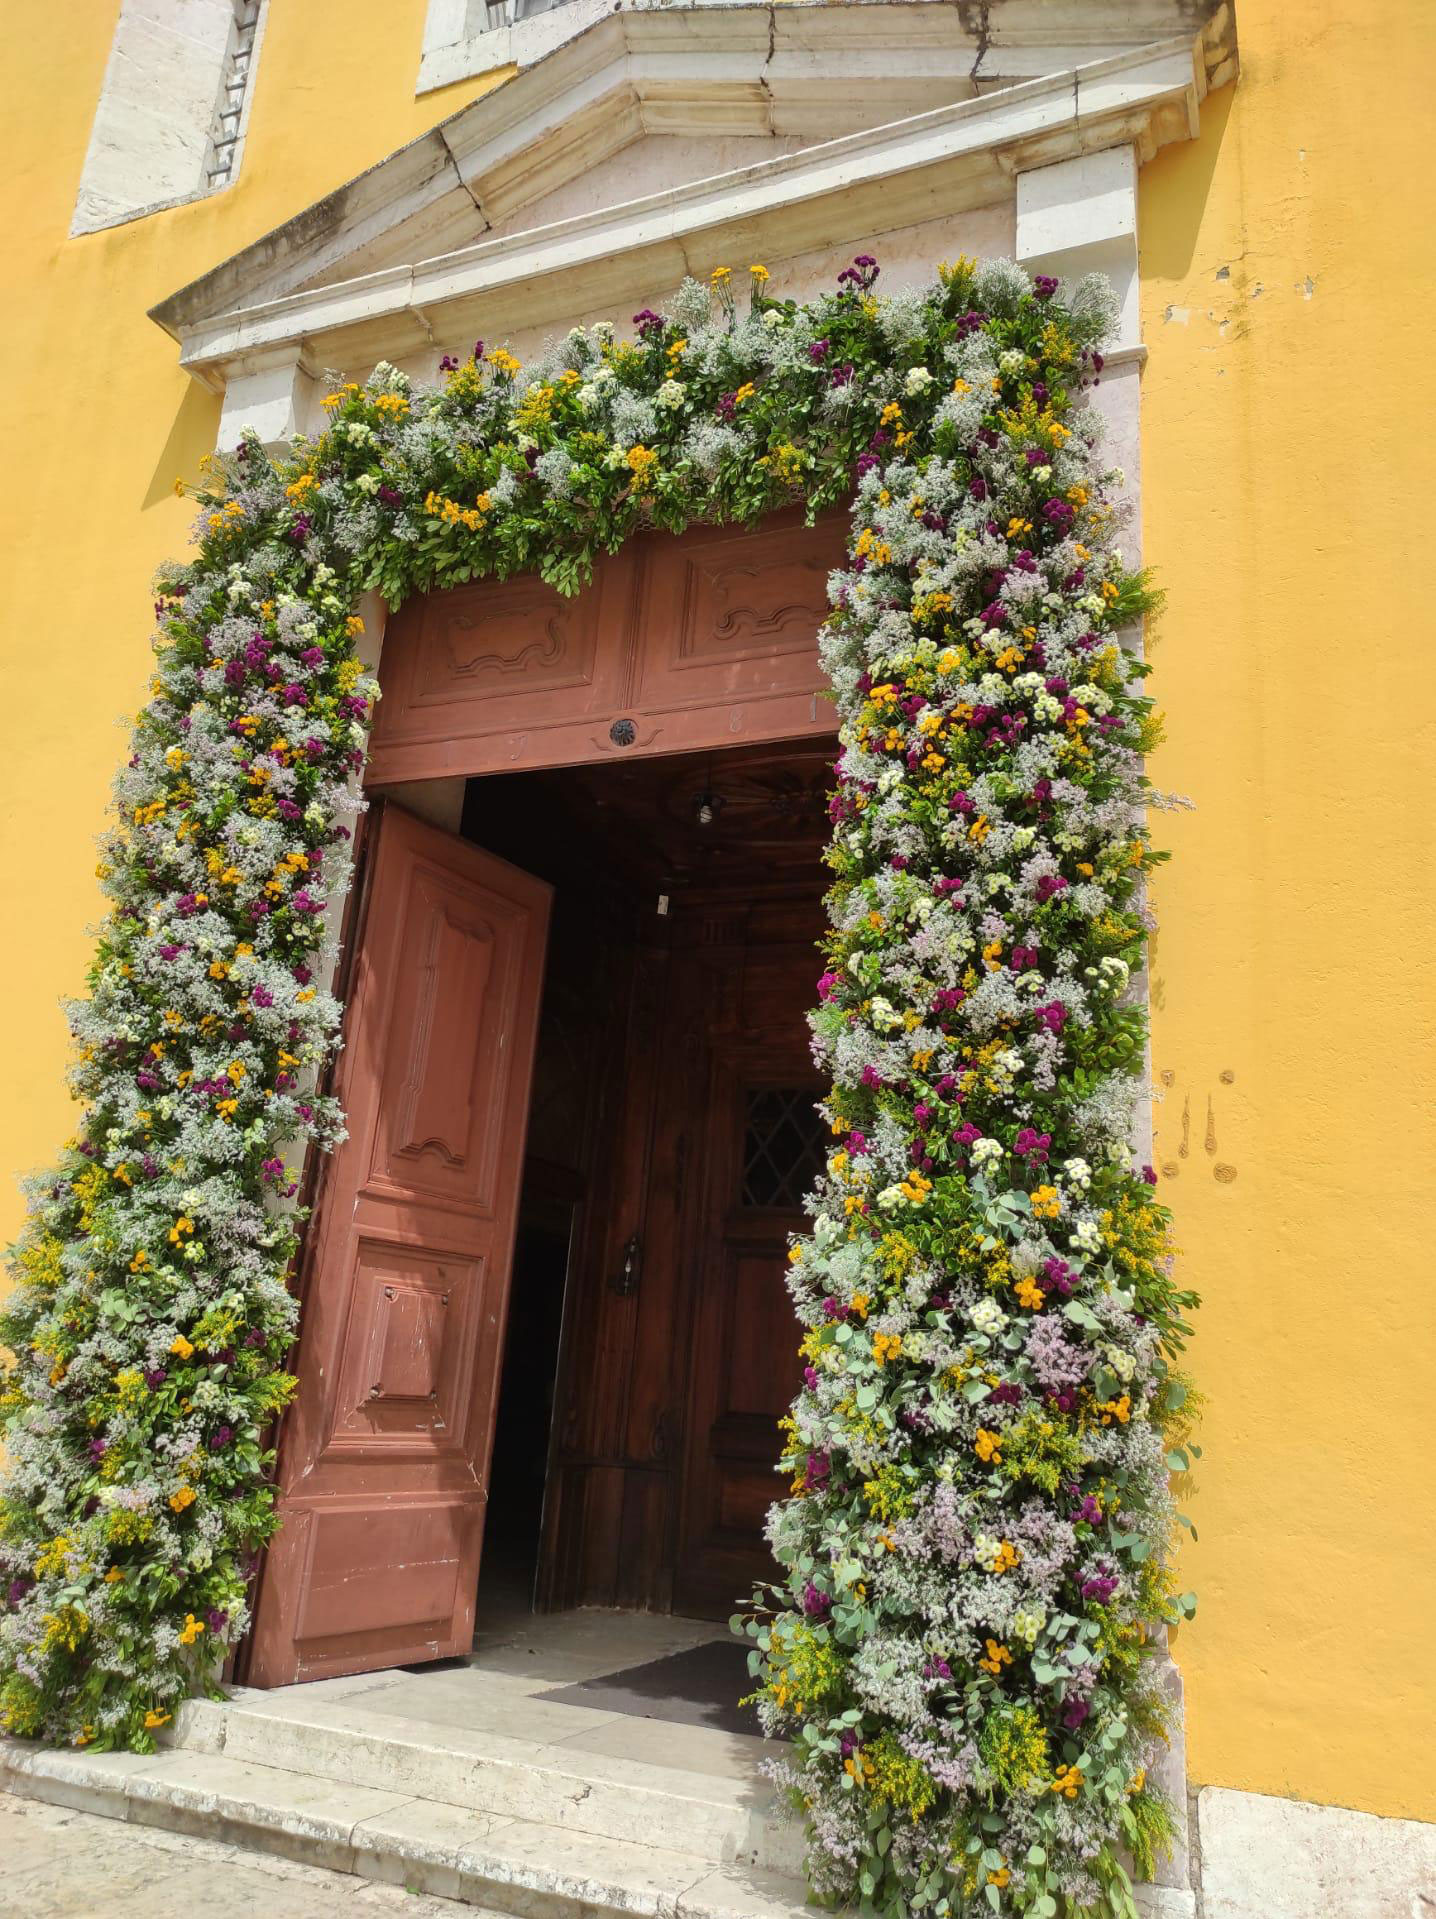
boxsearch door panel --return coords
[364,509,846,784]
[674,1050,824,1619]
[246,802,551,1686]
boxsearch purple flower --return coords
[802,1581,832,1619]
[1033,274,1060,301]
[208,1426,234,1451]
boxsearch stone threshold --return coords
[0,1735,808,1918]
[0,1724,1193,1919]
[0,1604,1194,1917]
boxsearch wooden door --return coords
[246,803,551,1685]
[673,1028,825,1617]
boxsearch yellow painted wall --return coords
[0,0,507,1288]
[1139,0,1436,1824]
[0,0,1430,1829]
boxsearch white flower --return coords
[876,1184,906,1212]
[655,379,686,410]
[999,348,1028,374]
[971,1137,1003,1169]
[354,472,381,495]
[971,1297,1007,1337]
[591,319,614,341]
[869,996,903,1032]
[1070,1220,1103,1254]
[904,365,934,394]
[762,308,783,329]
[1063,1157,1092,1191]
[973,1531,1004,1571]
[1011,1606,1047,1645]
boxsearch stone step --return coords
[0,1734,1196,1919]
[0,1737,813,1919]
[165,1683,806,1876]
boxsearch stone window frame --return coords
[71,0,268,237]
[420,0,692,93]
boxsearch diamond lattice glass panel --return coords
[741,1089,825,1210]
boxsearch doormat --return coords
[536,1637,760,1738]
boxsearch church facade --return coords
[2,3,1434,1914]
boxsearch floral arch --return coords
[0,254,1196,1918]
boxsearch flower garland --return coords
[0,255,1196,1916]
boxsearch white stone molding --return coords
[153,18,1233,392]
[72,0,268,237]
[214,345,319,453]
[416,0,1236,99]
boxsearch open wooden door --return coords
[246,802,551,1686]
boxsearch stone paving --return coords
[0,1792,491,1919]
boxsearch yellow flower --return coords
[748,263,769,282]
[1014,1277,1045,1311]
[168,1486,196,1514]
[710,265,732,284]
[1030,1184,1061,1219]
[169,1334,194,1360]
[975,1428,1003,1465]
[625,444,659,486]
[178,1613,206,1646]
[144,1709,172,1730]
[488,347,521,377]
[872,1331,903,1367]
[1052,1763,1083,1800]
[978,1639,1012,1676]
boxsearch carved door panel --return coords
[364,511,847,784]
[246,802,551,1685]
[674,1054,826,1619]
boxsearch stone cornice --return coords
[160,26,1231,394]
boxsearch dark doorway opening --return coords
[459,736,833,1630]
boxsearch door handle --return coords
[609,1232,642,1297]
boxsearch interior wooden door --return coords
[246,802,551,1685]
[674,1045,826,1618]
